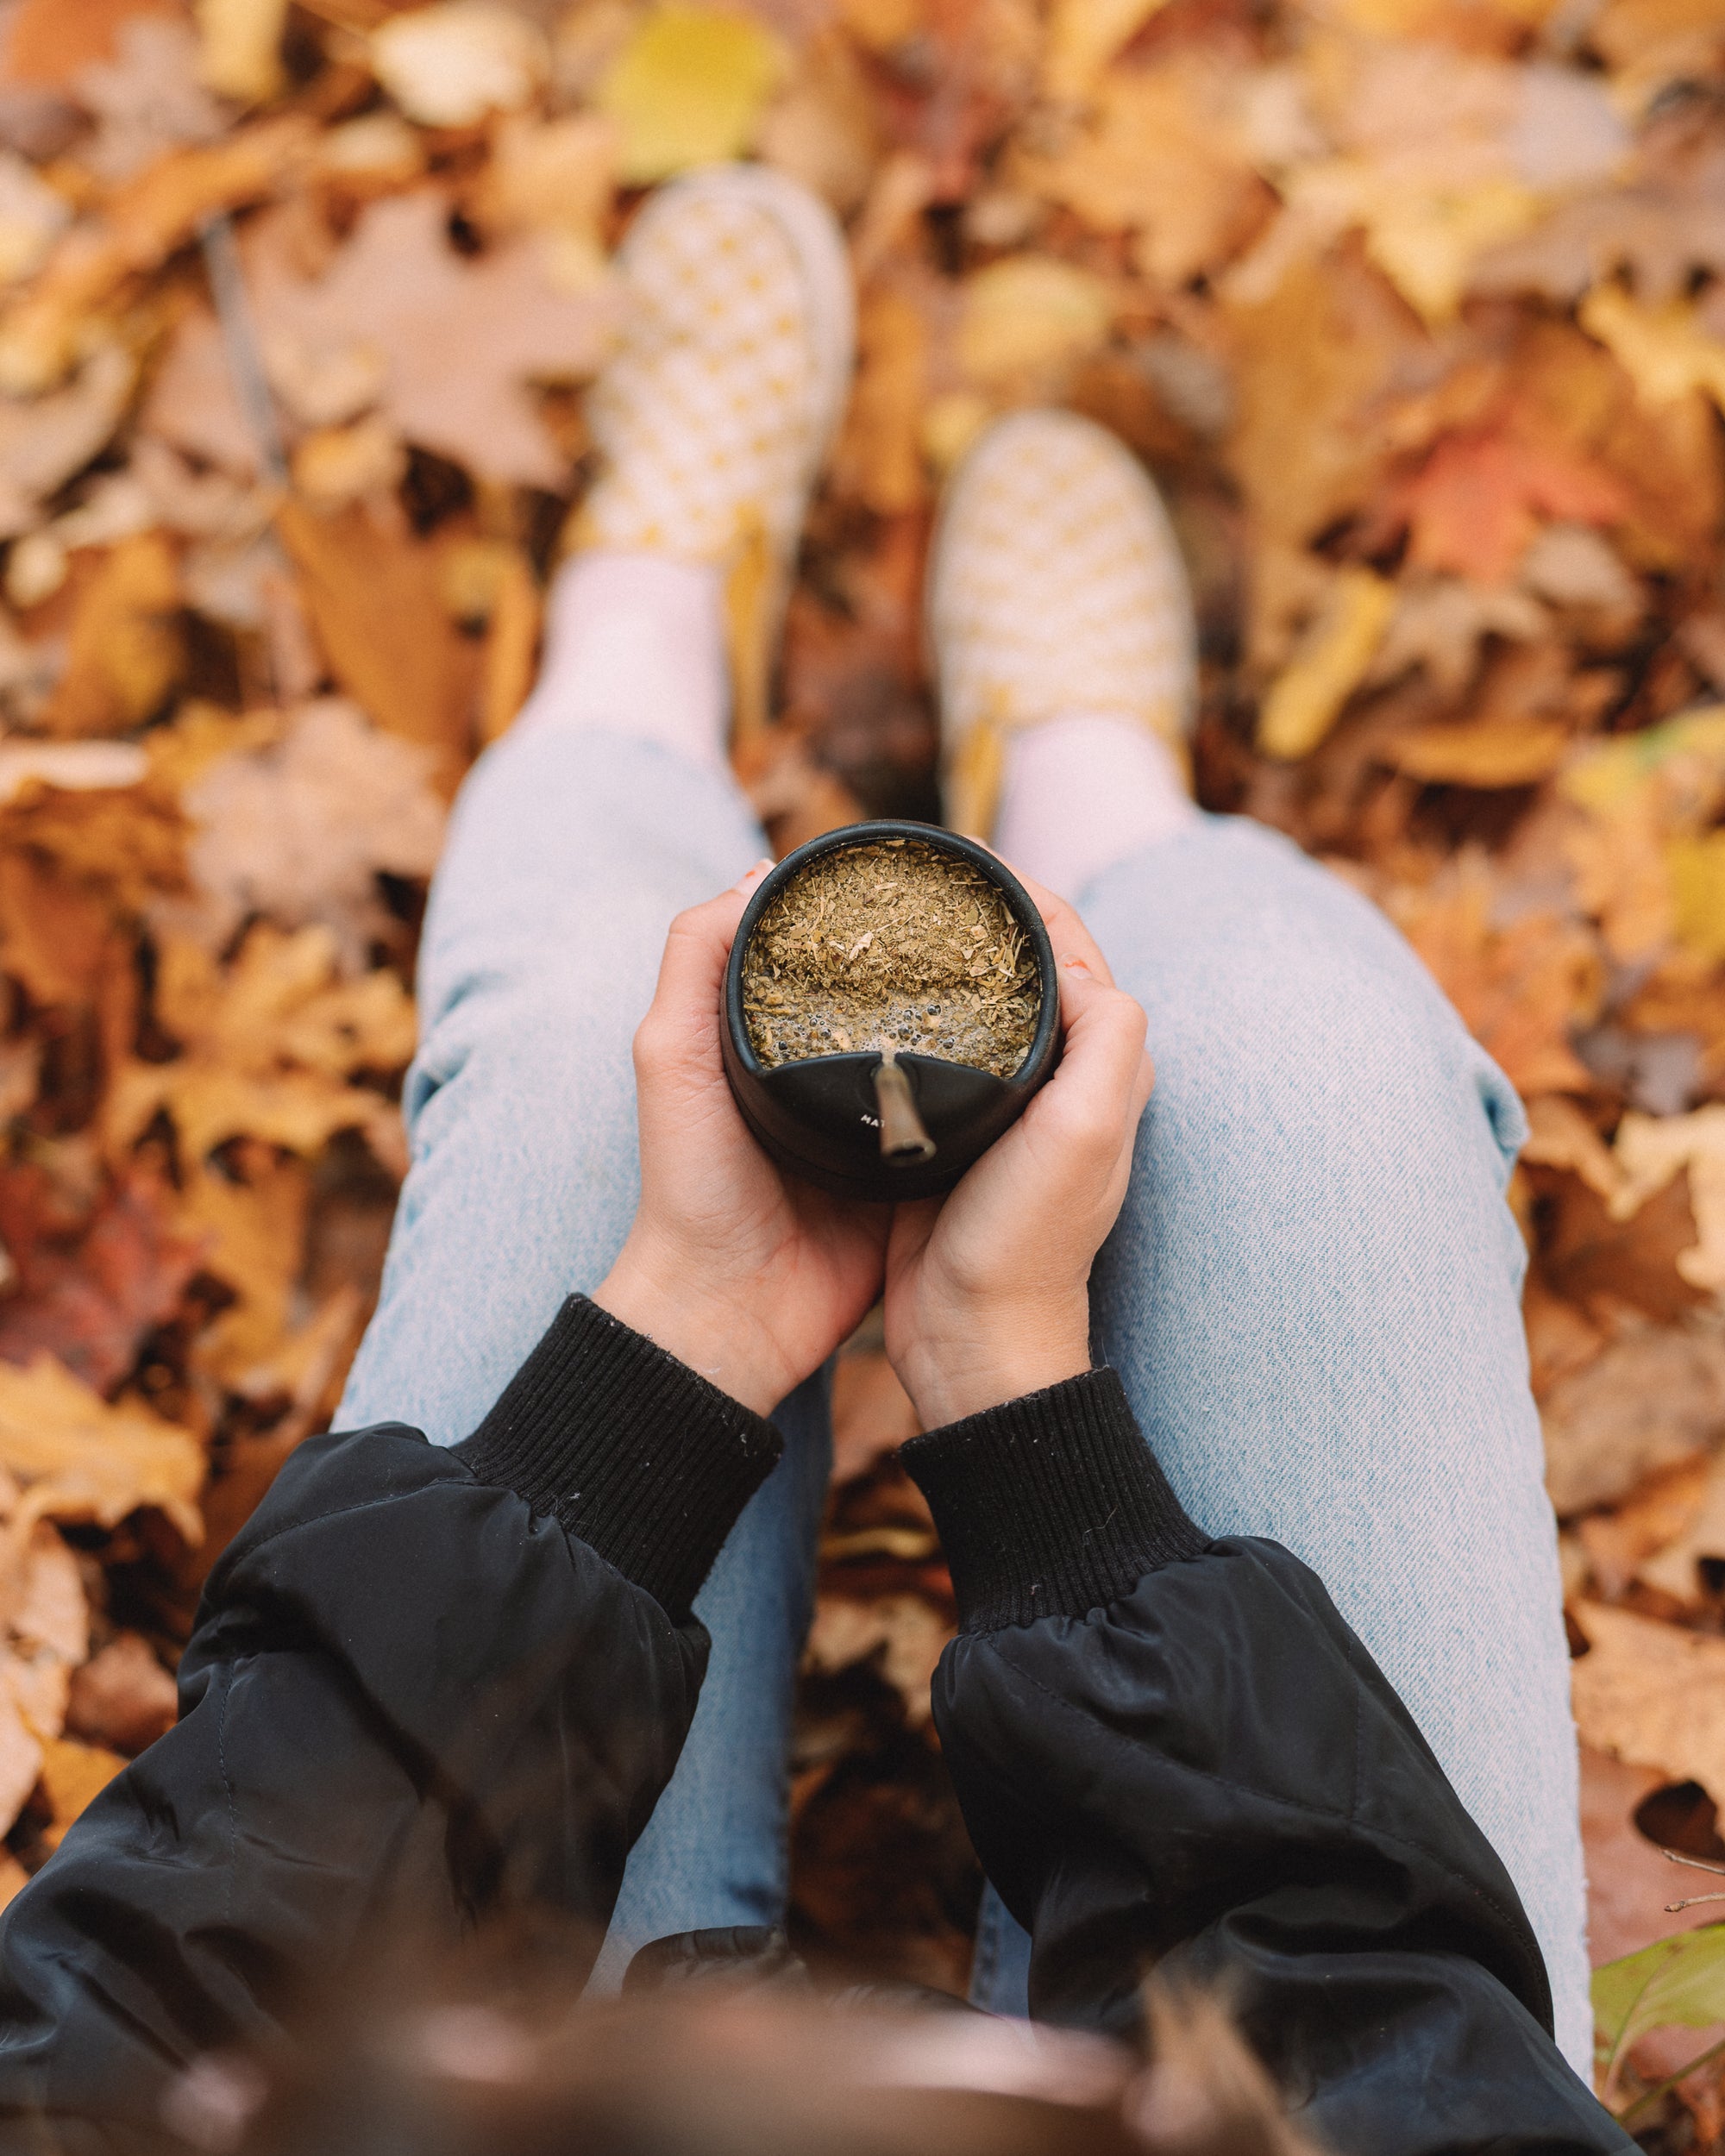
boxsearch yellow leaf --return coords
[595,6,788,186]
[921,389,991,475]
[1041,0,1173,103]
[1024,66,1264,287]
[1257,567,1395,761]
[1324,0,1561,25]
[1286,162,1540,327]
[37,1735,125,1842]
[957,256,1113,385]
[291,417,406,513]
[109,1059,398,1165]
[837,0,920,52]
[179,1158,309,1380]
[1384,716,1571,788]
[1560,702,1725,817]
[474,112,617,247]
[195,0,287,103]
[370,2,549,128]
[0,1358,203,1545]
[1581,284,1725,414]
[1670,831,1725,963]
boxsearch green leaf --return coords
[1593,1924,1725,2077]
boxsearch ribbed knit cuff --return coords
[453,1297,782,1620]
[900,1369,1207,1633]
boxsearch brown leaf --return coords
[1224,251,1421,562]
[1540,1169,1714,1326]
[0,343,135,538]
[0,1693,41,1844]
[170,698,446,966]
[0,115,312,392]
[175,1156,304,1379]
[1572,1601,1725,1808]
[830,286,928,518]
[248,191,622,488]
[1637,1449,1725,1604]
[805,1593,950,1727]
[1581,1745,1710,1967]
[0,1169,204,1394]
[1023,64,1270,287]
[66,1632,176,1754]
[0,850,116,1006]
[277,501,476,778]
[1523,1095,1622,1203]
[1387,853,1600,1097]
[73,15,227,185]
[1542,1320,1725,1516]
[1576,1455,1712,1599]
[107,1056,400,1168]
[40,533,184,739]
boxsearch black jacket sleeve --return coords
[0,1297,782,2150]
[901,1369,1630,2156]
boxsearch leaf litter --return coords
[0,0,1715,2102]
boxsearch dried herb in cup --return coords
[739,838,1040,1080]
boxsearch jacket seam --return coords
[216,1663,238,1927]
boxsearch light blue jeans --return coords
[336,711,1592,2076]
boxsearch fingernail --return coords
[736,857,774,893]
[1062,957,1091,978]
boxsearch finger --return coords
[1035,962,1150,1147]
[1131,1047,1156,1122]
[1009,870,1116,991]
[647,859,774,1030]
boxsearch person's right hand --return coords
[881,877,1153,1430]
[594,862,890,1418]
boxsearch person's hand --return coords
[594,862,890,1417]
[882,876,1153,1429]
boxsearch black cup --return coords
[721,821,1062,1200]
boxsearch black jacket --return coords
[0,1298,1626,2151]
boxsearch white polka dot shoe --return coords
[575,165,854,758]
[927,410,1197,837]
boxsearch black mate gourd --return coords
[721,821,1062,1200]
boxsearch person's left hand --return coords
[593,862,890,1416]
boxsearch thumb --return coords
[649,858,775,1028]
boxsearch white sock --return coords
[517,551,731,773]
[992,712,1198,899]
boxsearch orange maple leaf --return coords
[1394,423,1629,586]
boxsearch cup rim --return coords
[722,818,1061,1087]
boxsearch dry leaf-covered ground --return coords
[0,0,1722,2134]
